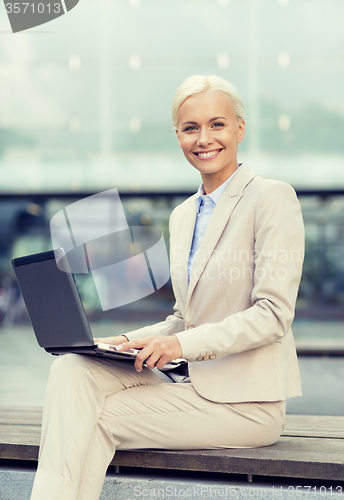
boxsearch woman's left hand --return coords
[117,335,183,372]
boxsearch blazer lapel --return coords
[186,164,256,307]
[172,195,197,306]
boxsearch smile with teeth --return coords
[194,149,222,159]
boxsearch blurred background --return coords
[0,0,343,414]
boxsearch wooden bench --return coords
[0,407,343,482]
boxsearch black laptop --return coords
[11,249,151,363]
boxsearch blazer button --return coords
[203,354,209,361]
[196,356,203,362]
[209,354,217,360]
[187,325,195,329]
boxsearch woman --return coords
[30,75,304,500]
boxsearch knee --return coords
[49,353,83,375]
[47,354,94,391]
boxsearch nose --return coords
[197,127,213,147]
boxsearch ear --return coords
[237,119,246,144]
[175,129,182,148]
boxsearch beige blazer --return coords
[126,164,305,403]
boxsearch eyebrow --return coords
[181,116,227,126]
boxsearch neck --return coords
[201,163,239,194]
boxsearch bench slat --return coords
[109,437,344,481]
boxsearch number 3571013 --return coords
[5,3,62,14]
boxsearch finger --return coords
[134,348,147,372]
[134,344,158,372]
[141,340,172,371]
[155,355,169,370]
[142,350,162,370]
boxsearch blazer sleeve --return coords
[124,300,185,341]
[174,181,305,362]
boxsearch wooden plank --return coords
[0,442,39,461]
[284,415,344,439]
[110,437,344,481]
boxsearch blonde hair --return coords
[172,75,245,129]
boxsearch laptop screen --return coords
[12,250,94,349]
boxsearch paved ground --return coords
[1,467,342,500]
[0,319,344,414]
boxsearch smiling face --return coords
[176,90,245,193]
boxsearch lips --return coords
[193,149,223,159]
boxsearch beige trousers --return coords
[30,354,286,500]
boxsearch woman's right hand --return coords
[93,334,128,346]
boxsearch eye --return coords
[212,122,224,128]
[183,125,197,132]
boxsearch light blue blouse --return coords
[187,166,241,282]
